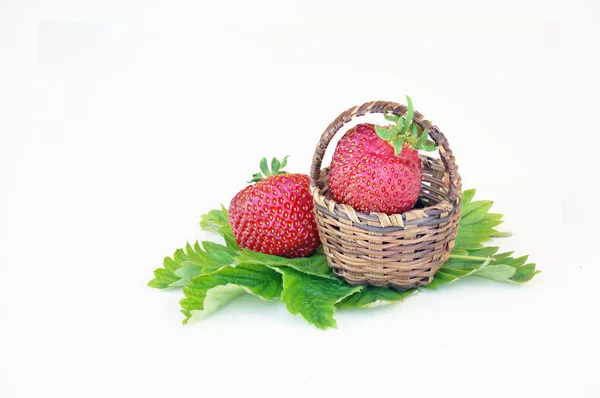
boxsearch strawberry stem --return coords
[247,156,289,183]
[376,95,438,155]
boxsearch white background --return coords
[1,1,599,397]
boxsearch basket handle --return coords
[310,100,461,205]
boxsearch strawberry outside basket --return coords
[309,101,462,290]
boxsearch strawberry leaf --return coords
[375,125,393,141]
[460,200,495,225]
[279,155,288,170]
[200,205,233,238]
[425,256,492,289]
[148,265,181,289]
[169,262,203,288]
[510,263,540,283]
[384,113,400,123]
[181,285,246,322]
[410,122,419,143]
[148,244,205,289]
[251,156,289,181]
[392,138,404,155]
[152,188,539,328]
[248,173,263,183]
[416,128,429,145]
[223,233,240,251]
[396,117,405,134]
[181,263,283,323]
[419,140,437,152]
[462,189,477,205]
[403,95,414,134]
[474,264,517,282]
[271,157,281,174]
[272,267,362,329]
[147,240,237,289]
[234,247,336,280]
[336,286,417,309]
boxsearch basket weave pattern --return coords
[310,101,462,290]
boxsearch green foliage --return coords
[274,267,362,329]
[376,95,438,154]
[336,286,417,309]
[147,241,237,289]
[181,263,283,324]
[199,205,233,240]
[248,156,290,183]
[149,188,539,329]
[235,246,336,280]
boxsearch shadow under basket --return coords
[310,101,463,290]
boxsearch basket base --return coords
[327,248,450,290]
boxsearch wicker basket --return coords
[309,101,462,290]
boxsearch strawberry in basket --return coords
[328,96,437,215]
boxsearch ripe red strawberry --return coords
[229,157,320,258]
[328,96,437,215]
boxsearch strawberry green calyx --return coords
[247,156,290,183]
[374,95,438,155]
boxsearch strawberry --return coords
[328,96,437,215]
[229,156,321,258]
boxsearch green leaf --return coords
[259,157,270,177]
[419,140,437,152]
[492,251,516,262]
[148,244,206,289]
[410,122,419,142]
[375,125,392,140]
[169,261,203,287]
[416,128,429,145]
[384,113,400,123]
[456,225,499,236]
[181,263,283,323]
[504,255,529,267]
[198,241,238,273]
[442,257,488,271]
[461,219,504,230]
[462,189,476,205]
[151,189,539,328]
[148,239,236,289]
[392,138,404,155]
[403,95,414,133]
[452,240,483,251]
[279,155,288,170]
[234,247,336,280]
[181,285,246,322]
[200,206,230,234]
[274,267,362,329]
[510,264,540,283]
[223,233,240,251]
[467,247,500,258]
[337,286,417,309]
[460,200,494,225]
[396,117,405,133]
[426,258,490,289]
[271,157,281,174]
[454,236,491,251]
[148,266,181,289]
[200,206,234,240]
[248,173,263,183]
[474,264,516,282]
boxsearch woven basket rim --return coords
[311,156,457,229]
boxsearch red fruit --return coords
[229,157,320,258]
[329,124,422,214]
[328,96,437,215]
